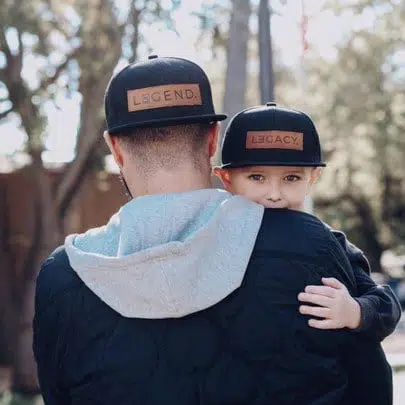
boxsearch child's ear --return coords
[213,168,232,189]
[309,167,323,185]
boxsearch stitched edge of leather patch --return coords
[246,130,304,150]
[127,84,202,112]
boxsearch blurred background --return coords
[0,0,404,403]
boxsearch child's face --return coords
[215,165,322,211]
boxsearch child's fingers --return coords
[304,285,337,297]
[299,305,330,318]
[321,277,344,289]
[308,318,339,330]
[297,292,332,307]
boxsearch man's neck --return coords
[127,167,213,197]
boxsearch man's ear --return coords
[213,168,232,189]
[309,167,323,185]
[208,123,220,159]
[104,131,124,169]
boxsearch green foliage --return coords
[308,0,405,270]
[191,0,230,57]
[0,0,183,148]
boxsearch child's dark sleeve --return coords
[352,267,401,341]
[331,229,401,342]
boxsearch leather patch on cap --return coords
[127,84,202,112]
[246,130,304,150]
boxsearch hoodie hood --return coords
[65,189,264,319]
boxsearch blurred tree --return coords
[222,0,251,124]
[257,0,289,103]
[209,0,251,174]
[211,0,292,171]
[258,0,275,102]
[0,0,180,396]
[192,0,229,59]
[309,0,405,272]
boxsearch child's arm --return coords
[298,228,401,341]
[350,266,401,340]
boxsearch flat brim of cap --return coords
[108,113,227,134]
[219,161,327,168]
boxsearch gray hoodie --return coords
[65,189,264,319]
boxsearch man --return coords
[33,56,393,404]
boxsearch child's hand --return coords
[297,277,361,330]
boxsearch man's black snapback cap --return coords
[220,102,326,168]
[105,55,227,134]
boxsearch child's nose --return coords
[265,185,282,201]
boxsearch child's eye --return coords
[248,174,265,182]
[284,175,300,182]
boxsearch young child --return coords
[214,102,401,336]
[214,103,400,404]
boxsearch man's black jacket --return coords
[33,209,395,405]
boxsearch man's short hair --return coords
[112,123,213,171]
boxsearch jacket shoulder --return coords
[254,209,357,292]
[264,208,327,228]
[256,209,331,253]
[327,226,371,274]
[36,245,82,312]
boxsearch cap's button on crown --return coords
[266,102,277,106]
[148,55,158,60]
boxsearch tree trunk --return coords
[0,177,14,365]
[12,280,40,395]
[214,0,251,168]
[12,164,60,394]
[258,0,275,103]
[222,0,251,121]
[0,253,14,366]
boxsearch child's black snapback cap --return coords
[220,103,326,168]
[105,55,227,134]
